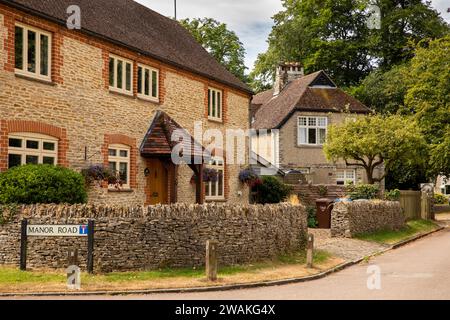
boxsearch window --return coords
[137,64,159,101]
[205,157,225,200]
[298,168,310,175]
[8,133,58,169]
[108,144,131,188]
[109,55,133,95]
[336,169,356,185]
[441,185,450,195]
[14,24,52,81]
[298,116,327,145]
[208,88,223,121]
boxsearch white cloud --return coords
[136,0,449,71]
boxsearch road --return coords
[9,226,450,300]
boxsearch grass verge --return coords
[355,219,440,245]
[0,250,341,293]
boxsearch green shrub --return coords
[434,193,449,205]
[306,206,318,228]
[256,176,292,204]
[0,165,87,205]
[346,184,380,200]
[385,189,401,201]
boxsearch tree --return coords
[180,18,247,82]
[404,36,450,178]
[250,0,448,90]
[324,114,427,184]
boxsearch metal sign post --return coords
[20,219,28,271]
[87,220,95,274]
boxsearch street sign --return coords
[26,225,88,237]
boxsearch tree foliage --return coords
[180,18,247,82]
[250,0,448,91]
[324,114,427,184]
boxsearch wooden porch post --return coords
[196,163,205,204]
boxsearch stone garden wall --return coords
[331,200,405,238]
[0,203,307,272]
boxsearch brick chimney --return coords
[273,62,304,96]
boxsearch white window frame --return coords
[335,169,356,185]
[8,132,58,168]
[137,64,159,102]
[298,168,310,175]
[208,87,223,122]
[205,156,225,201]
[108,144,131,189]
[297,116,328,146]
[109,54,133,95]
[14,23,52,82]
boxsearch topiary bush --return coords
[256,176,292,204]
[346,184,380,200]
[0,165,87,204]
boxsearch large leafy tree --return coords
[324,114,427,184]
[180,18,247,82]
[251,0,448,91]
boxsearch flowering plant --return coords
[81,164,123,189]
[190,167,219,184]
[239,168,262,187]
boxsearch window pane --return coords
[117,60,123,89]
[211,179,216,196]
[43,141,55,151]
[9,138,22,148]
[125,63,131,91]
[26,140,39,149]
[152,70,158,97]
[43,156,55,165]
[40,34,49,76]
[205,181,210,197]
[109,58,115,86]
[308,117,316,126]
[217,91,221,118]
[318,128,326,144]
[212,90,216,117]
[119,162,128,184]
[109,161,117,173]
[218,170,223,196]
[27,30,36,73]
[299,117,307,126]
[15,26,23,69]
[137,67,142,94]
[26,155,39,164]
[299,128,307,144]
[208,89,211,116]
[119,150,128,157]
[308,128,317,144]
[108,149,117,157]
[318,117,327,127]
[144,69,150,96]
[8,154,22,168]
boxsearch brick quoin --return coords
[0,120,69,171]
[103,134,137,189]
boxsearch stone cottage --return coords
[250,62,384,185]
[0,0,253,205]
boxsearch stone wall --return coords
[331,200,405,238]
[0,203,307,272]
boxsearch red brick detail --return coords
[0,120,8,171]
[51,31,64,84]
[0,120,69,169]
[3,15,15,72]
[103,134,137,189]
[223,90,228,124]
[102,49,110,89]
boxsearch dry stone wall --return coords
[331,200,405,238]
[0,203,307,272]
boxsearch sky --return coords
[136,0,450,72]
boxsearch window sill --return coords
[109,89,134,99]
[296,144,324,149]
[15,73,56,86]
[108,188,134,193]
[206,198,226,203]
[208,117,223,124]
[137,95,160,104]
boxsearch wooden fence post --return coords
[307,234,314,268]
[206,240,218,281]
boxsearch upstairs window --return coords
[8,133,58,169]
[108,144,131,188]
[298,116,327,146]
[109,55,133,95]
[208,88,223,121]
[137,64,159,101]
[205,157,225,201]
[14,24,52,81]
